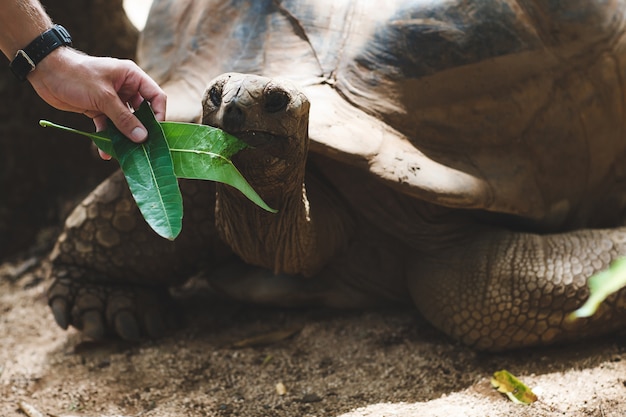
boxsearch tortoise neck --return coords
[215,169,354,276]
[215,179,317,275]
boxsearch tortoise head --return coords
[201,73,310,208]
[201,73,310,185]
[201,74,318,274]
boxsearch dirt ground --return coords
[1,238,626,417]
[1,2,625,416]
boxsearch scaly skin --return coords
[47,172,232,340]
[409,228,626,350]
[47,73,626,350]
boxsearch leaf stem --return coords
[39,120,112,143]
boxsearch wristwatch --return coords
[9,24,72,82]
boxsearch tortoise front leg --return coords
[47,171,230,340]
[408,226,626,351]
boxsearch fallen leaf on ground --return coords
[490,369,538,404]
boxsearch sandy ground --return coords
[1,239,626,417]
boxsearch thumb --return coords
[104,99,148,143]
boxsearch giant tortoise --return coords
[47,0,626,351]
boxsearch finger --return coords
[93,114,107,132]
[136,75,167,122]
[101,93,148,143]
[129,93,144,112]
[98,149,113,160]
[149,92,167,122]
[92,115,113,160]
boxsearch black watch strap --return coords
[9,24,72,82]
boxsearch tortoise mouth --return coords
[229,130,288,147]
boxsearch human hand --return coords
[27,47,166,159]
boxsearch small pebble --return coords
[276,382,287,395]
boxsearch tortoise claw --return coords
[82,310,106,340]
[50,297,69,330]
[47,265,178,341]
[114,310,141,342]
[143,312,166,339]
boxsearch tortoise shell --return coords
[138,0,626,228]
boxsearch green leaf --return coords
[39,120,116,157]
[568,258,626,320]
[490,369,538,405]
[39,105,277,240]
[111,102,183,240]
[41,103,183,240]
[161,122,277,213]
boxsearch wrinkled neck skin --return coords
[215,136,353,277]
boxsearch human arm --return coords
[0,0,166,158]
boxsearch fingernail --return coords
[130,127,147,142]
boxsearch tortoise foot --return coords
[47,266,179,341]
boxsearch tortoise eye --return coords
[265,89,289,113]
[208,85,222,107]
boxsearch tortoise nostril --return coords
[265,89,289,113]
[223,104,246,131]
